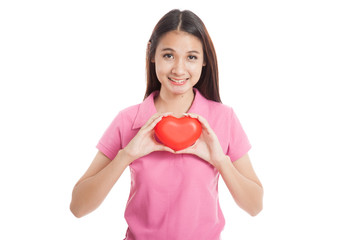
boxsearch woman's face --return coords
[153,30,206,97]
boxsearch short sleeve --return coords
[226,108,252,162]
[96,112,123,160]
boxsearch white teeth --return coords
[169,78,186,83]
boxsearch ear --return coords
[202,61,206,67]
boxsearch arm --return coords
[176,113,263,216]
[70,112,174,218]
[70,150,132,218]
[217,154,263,216]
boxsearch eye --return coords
[163,54,174,59]
[188,55,198,60]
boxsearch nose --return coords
[171,58,186,76]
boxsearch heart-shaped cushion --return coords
[154,115,202,151]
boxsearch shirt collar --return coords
[132,88,210,130]
[132,91,158,130]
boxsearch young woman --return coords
[70,9,263,240]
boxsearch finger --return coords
[186,113,213,134]
[162,146,175,153]
[143,115,163,132]
[154,144,175,153]
[142,112,173,130]
[144,111,177,132]
[174,148,192,154]
[162,111,174,117]
[184,112,198,118]
[174,142,197,154]
[186,113,207,125]
[192,114,209,126]
[142,113,163,129]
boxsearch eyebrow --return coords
[161,48,201,54]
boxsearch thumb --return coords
[155,143,175,154]
[174,146,195,155]
[175,139,200,155]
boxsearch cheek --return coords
[189,64,204,78]
[155,61,168,81]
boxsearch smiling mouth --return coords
[168,77,188,84]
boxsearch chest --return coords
[129,152,219,193]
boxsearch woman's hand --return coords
[175,113,228,169]
[123,112,174,163]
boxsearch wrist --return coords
[213,155,231,170]
[118,148,136,165]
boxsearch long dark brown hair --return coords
[144,9,221,102]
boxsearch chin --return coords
[170,85,194,95]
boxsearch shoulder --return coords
[109,103,141,127]
[118,103,141,119]
[204,99,234,119]
[194,89,233,118]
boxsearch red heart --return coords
[154,115,202,151]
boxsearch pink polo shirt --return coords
[96,88,251,240]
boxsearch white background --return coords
[1,0,359,239]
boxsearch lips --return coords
[168,77,188,85]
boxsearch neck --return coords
[155,88,195,117]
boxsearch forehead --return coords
[156,30,203,53]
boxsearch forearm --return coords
[70,150,132,218]
[217,156,263,216]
